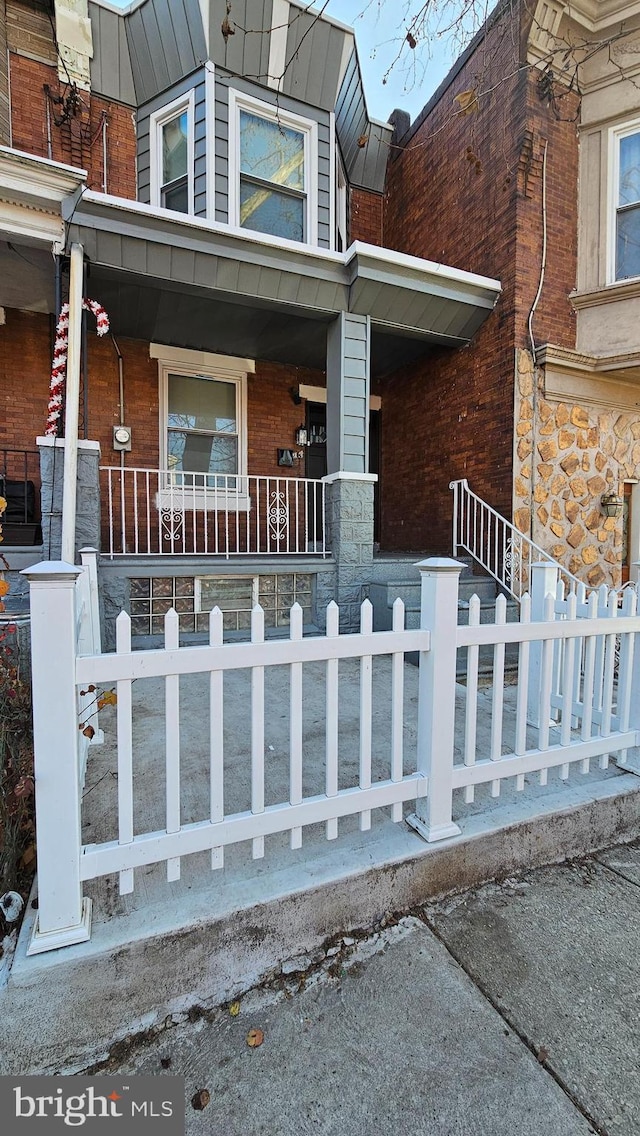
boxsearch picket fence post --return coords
[79,547,102,655]
[624,607,640,776]
[21,561,92,954]
[527,561,559,727]
[407,557,463,842]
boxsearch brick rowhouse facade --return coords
[3,0,588,572]
[379,1,580,555]
[1,2,324,527]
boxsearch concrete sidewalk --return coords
[97,840,640,1136]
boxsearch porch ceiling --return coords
[88,267,451,375]
[0,241,55,313]
[66,192,501,373]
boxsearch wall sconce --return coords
[295,425,308,447]
[601,491,624,519]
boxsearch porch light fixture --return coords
[295,425,308,447]
[601,491,624,519]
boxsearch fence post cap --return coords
[415,557,464,574]
[20,560,82,581]
[79,546,99,554]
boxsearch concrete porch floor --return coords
[3,658,640,1074]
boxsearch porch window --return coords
[154,346,252,508]
[167,373,238,486]
[612,122,640,281]
[229,91,317,245]
[150,92,194,215]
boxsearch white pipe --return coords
[61,242,84,564]
[528,140,548,357]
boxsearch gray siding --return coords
[137,69,208,216]
[335,48,390,193]
[126,0,207,105]
[327,312,370,476]
[214,70,332,248]
[208,0,272,82]
[281,6,345,112]
[89,2,136,105]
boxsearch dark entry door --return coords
[305,402,380,542]
[305,403,327,541]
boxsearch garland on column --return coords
[45,299,110,437]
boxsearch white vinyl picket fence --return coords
[23,557,640,955]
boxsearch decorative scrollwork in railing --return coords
[268,491,288,545]
[161,508,184,544]
[503,535,521,591]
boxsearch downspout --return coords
[110,332,126,475]
[528,140,548,357]
[61,241,83,563]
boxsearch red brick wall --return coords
[0,309,52,455]
[378,5,579,553]
[350,188,384,246]
[9,54,136,198]
[0,308,325,478]
[515,79,579,349]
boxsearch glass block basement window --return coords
[129,575,312,635]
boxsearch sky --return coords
[105,1,478,125]
[322,0,463,123]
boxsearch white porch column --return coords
[324,312,376,630]
[61,240,84,564]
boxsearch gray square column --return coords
[38,437,101,561]
[324,312,376,630]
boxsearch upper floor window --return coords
[150,92,194,215]
[229,91,317,245]
[612,122,640,281]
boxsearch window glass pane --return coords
[616,203,640,279]
[199,577,254,613]
[240,110,304,191]
[163,178,188,213]
[162,112,188,185]
[168,374,236,433]
[168,431,238,477]
[240,180,304,241]
[619,132,640,207]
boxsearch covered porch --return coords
[59,190,500,633]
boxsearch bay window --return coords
[150,92,194,215]
[612,121,640,281]
[229,91,317,245]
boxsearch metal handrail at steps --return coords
[450,477,585,601]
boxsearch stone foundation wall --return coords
[513,349,635,588]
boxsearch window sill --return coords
[571,277,640,309]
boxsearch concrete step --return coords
[368,575,499,611]
[368,553,481,586]
[368,578,520,674]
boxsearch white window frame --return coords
[608,116,640,284]
[152,344,253,512]
[149,90,195,215]
[335,146,348,253]
[228,88,318,246]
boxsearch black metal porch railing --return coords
[0,449,42,545]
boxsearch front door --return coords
[305,402,380,541]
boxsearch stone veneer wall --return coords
[513,349,636,588]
